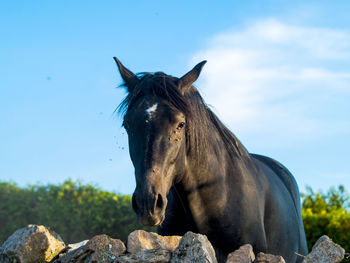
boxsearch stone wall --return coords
[0,225,346,263]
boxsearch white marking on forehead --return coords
[146,103,158,118]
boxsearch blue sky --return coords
[1,0,349,194]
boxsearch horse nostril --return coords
[155,193,164,211]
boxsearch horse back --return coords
[251,154,301,212]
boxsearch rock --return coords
[82,234,126,262]
[116,248,172,263]
[171,231,217,263]
[127,230,181,254]
[52,240,89,263]
[0,224,65,263]
[226,244,255,263]
[254,252,285,263]
[302,235,345,263]
[67,240,89,251]
[54,234,126,263]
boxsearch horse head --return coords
[114,57,206,226]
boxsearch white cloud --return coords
[191,19,350,148]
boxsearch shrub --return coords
[0,180,155,244]
[301,185,350,261]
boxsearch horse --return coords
[113,57,308,263]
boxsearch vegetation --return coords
[301,185,350,254]
[0,180,349,259]
[0,180,155,244]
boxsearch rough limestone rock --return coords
[254,252,285,263]
[171,231,217,263]
[127,230,182,254]
[66,240,90,251]
[302,235,345,263]
[0,224,65,263]
[81,234,126,262]
[52,240,89,263]
[226,244,255,263]
[116,248,172,263]
[54,234,126,263]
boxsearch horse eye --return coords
[177,122,186,130]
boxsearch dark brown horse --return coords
[114,57,308,263]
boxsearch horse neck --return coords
[174,127,258,232]
[181,122,255,195]
[191,112,253,172]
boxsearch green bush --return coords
[0,180,155,244]
[301,185,350,261]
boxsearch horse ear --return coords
[178,60,207,94]
[113,57,140,93]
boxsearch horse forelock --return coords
[116,72,188,116]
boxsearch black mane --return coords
[117,72,251,162]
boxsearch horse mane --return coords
[117,72,251,162]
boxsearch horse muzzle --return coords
[132,192,167,226]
